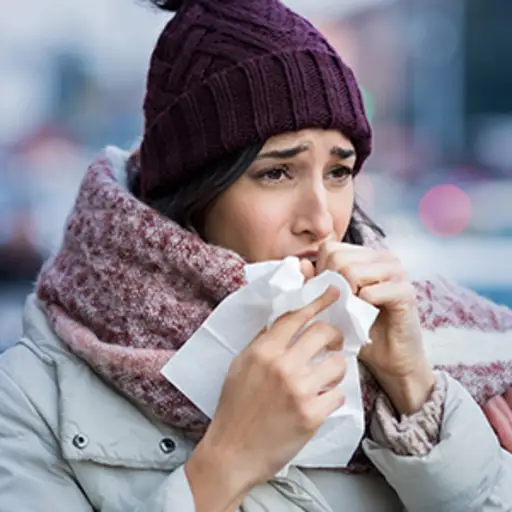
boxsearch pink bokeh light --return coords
[419,184,472,237]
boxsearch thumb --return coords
[299,259,315,281]
[482,396,512,452]
[505,386,512,409]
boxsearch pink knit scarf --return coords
[37,152,512,467]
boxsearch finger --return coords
[307,352,346,393]
[358,281,417,310]
[505,386,512,409]
[316,241,373,275]
[491,395,512,426]
[337,261,406,295]
[289,321,344,363]
[257,286,340,353]
[299,259,315,281]
[482,397,512,452]
[311,384,345,419]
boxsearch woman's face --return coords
[204,128,357,263]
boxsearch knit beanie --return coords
[139,0,372,199]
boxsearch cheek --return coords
[230,200,287,259]
[206,195,287,261]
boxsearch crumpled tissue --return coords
[161,256,379,473]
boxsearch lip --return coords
[294,250,319,262]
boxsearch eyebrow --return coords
[257,144,309,160]
[257,144,356,160]
[331,147,356,160]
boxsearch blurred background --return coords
[1,0,511,350]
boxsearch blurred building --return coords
[317,0,512,177]
[1,0,511,349]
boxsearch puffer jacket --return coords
[0,294,511,512]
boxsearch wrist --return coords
[380,365,436,416]
[185,434,252,512]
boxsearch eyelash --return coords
[255,165,354,183]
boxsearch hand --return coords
[315,241,435,415]
[186,286,346,505]
[482,386,512,452]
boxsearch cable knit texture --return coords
[139,0,371,199]
[35,153,512,472]
[371,373,447,457]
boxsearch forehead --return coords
[261,128,354,152]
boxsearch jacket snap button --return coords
[159,438,176,454]
[72,434,89,449]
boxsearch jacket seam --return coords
[0,365,60,456]
[17,336,55,364]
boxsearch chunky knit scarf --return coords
[37,149,512,470]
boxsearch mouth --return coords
[295,251,318,268]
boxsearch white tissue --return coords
[161,256,379,473]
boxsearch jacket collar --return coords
[21,294,195,470]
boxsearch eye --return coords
[327,166,353,182]
[255,166,291,183]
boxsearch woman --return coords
[1,0,512,510]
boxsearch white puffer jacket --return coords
[0,295,511,512]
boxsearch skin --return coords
[204,128,356,263]
[186,128,436,512]
[483,390,512,451]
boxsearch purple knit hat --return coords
[139,0,372,199]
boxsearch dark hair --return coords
[130,145,384,245]
[147,0,185,13]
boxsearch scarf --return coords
[36,149,512,472]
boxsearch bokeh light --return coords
[360,87,374,123]
[418,184,472,237]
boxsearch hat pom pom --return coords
[152,0,187,12]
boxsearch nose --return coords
[292,183,333,242]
